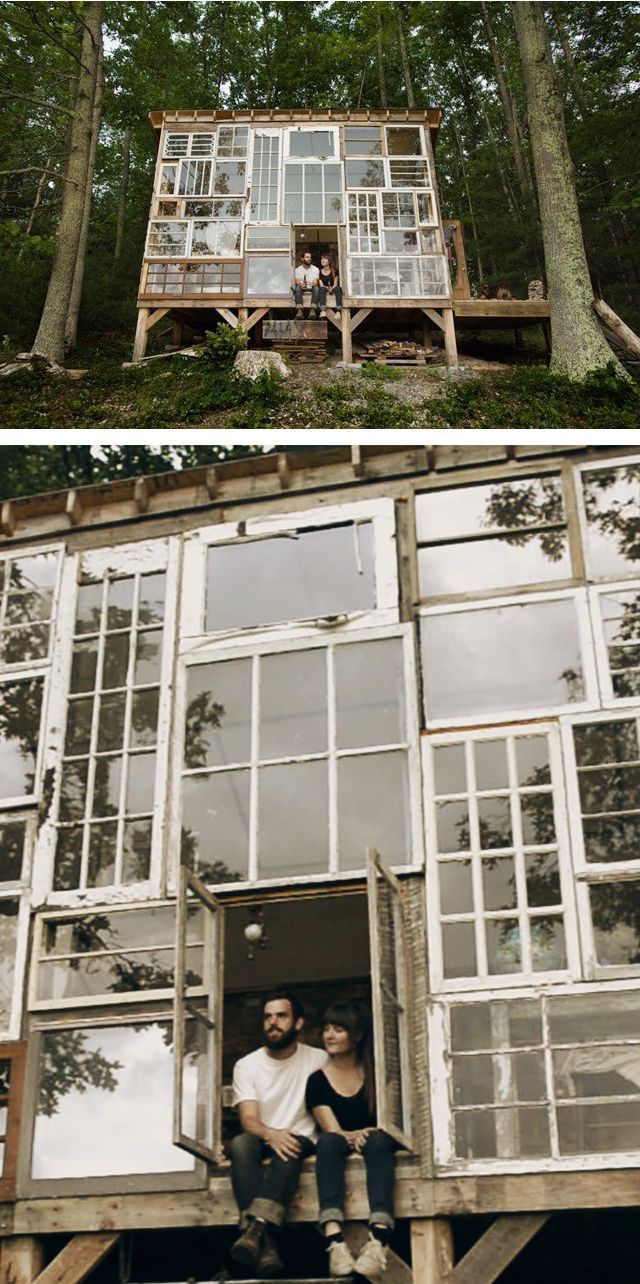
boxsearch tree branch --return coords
[0,167,79,187]
[0,91,75,117]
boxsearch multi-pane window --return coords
[440,989,640,1164]
[250,133,280,221]
[146,221,188,257]
[288,129,334,157]
[177,159,213,197]
[343,126,382,156]
[579,461,640,579]
[593,587,640,699]
[429,729,570,984]
[348,193,380,253]
[213,161,247,195]
[55,569,168,891]
[216,125,248,157]
[0,551,59,668]
[389,159,431,188]
[284,163,343,223]
[348,255,447,298]
[163,132,215,159]
[144,261,242,296]
[180,634,414,885]
[190,221,242,256]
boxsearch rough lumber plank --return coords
[453,299,550,318]
[206,467,219,499]
[133,477,155,514]
[351,446,363,477]
[411,1219,454,1284]
[593,297,640,359]
[0,502,15,538]
[214,307,238,328]
[453,1214,548,1284]
[33,1234,119,1284]
[422,307,445,330]
[350,308,373,333]
[65,491,82,526]
[277,453,291,490]
[244,308,269,333]
[0,1237,44,1284]
[144,307,171,332]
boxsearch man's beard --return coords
[265,1026,298,1051]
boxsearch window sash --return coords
[173,868,223,1164]
[367,849,415,1149]
[0,1041,26,1199]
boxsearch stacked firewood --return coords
[355,338,429,364]
[273,340,327,364]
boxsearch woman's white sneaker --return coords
[327,1237,356,1277]
[354,1234,388,1279]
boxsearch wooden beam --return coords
[593,296,640,359]
[132,308,149,362]
[33,1234,119,1284]
[453,1214,549,1284]
[205,466,219,499]
[443,307,459,368]
[214,307,238,328]
[411,1219,454,1284]
[133,477,156,514]
[65,490,82,526]
[1,1237,44,1284]
[144,307,171,332]
[341,308,353,363]
[422,307,445,331]
[351,445,363,477]
[1,501,15,538]
[277,453,290,489]
[325,309,342,332]
[245,307,270,334]
[350,307,373,333]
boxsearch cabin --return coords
[0,444,639,1284]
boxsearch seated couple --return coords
[294,251,343,319]
[229,991,396,1280]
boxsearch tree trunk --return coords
[65,30,104,351]
[453,121,484,284]
[114,125,132,260]
[23,159,50,238]
[376,7,388,108]
[31,1,103,362]
[512,1,625,378]
[481,1,533,204]
[395,2,416,108]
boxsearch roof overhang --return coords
[148,107,443,149]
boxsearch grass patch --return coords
[360,362,402,383]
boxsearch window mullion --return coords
[327,646,338,875]
[248,654,260,882]
[467,740,487,978]
[81,580,109,890]
[509,735,531,975]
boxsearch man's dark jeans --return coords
[294,285,320,307]
[315,1129,398,1231]
[229,1132,315,1228]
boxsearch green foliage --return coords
[203,323,248,367]
[360,362,402,383]
[229,367,287,428]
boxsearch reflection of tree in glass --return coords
[183,691,225,768]
[38,1030,121,1117]
[607,594,640,697]
[180,828,241,884]
[582,465,640,566]
[590,883,640,964]
[559,666,585,702]
[483,479,565,560]
[61,914,201,993]
[0,678,43,791]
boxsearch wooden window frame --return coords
[0,1041,26,1199]
[0,544,63,677]
[173,868,224,1164]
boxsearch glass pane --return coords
[87,821,118,886]
[65,698,93,755]
[131,688,159,747]
[96,693,126,752]
[554,1044,640,1100]
[92,757,122,817]
[126,753,156,813]
[433,744,467,795]
[259,649,327,760]
[122,818,152,883]
[451,1004,492,1051]
[207,524,376,632]
[443,923,476,978]
[10,553,57,591]
[246,255,292,295]
[345,159,385,187]
[335,638,405,749]
[181,770,249,883]
[0,1105,7,1133]
[453,1054,494,1104]
[138,573,166,626]
[32,1023,195,1177]
[38,946,195,1001]
[181,1015,213,1147]
[516,736,551,786]
[70,640,98,693]
[451,1000,542,1052]
[134,631,162,685]
[455,1109,496,1158]
[422,599,585,720]
[53,827,83,891]
[482,856,516,910]
[486,919,521,973]
[0,900,18,1028]
[549,991,639,1043]
[573,719,637,767]
[436,800,469,851]
[558,1102,640,1155]
[0,818,26,882]
[102,634,129,690]
[289,130,334,156]
[418,534,571,596]
[531,916,566,970]
[75,583,103,634]
[386,126,423,155]
[590,882,640,966]
[0,677,43,798]
[344,126,382,155]
[478,797,513,848]
[582,814,640,863]
[184,659,251,768]
[439,860,473,914]
[578,764,640,814]
[525,852,561,906]
[521,792,556,845]
[338,752,408,870]
[582,465,640,577]
[475,740,508,790]
[259,761,328,878]
[416,478,565,542]
[107,578,134,631]
[2,623,50,664]
[59,760,88,822]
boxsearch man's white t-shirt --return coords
[294,263,320,288]
[232,1042,328,1140]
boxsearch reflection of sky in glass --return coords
[423,599,584,719]
[32,1024,195,1178]
[0,902,18,1028]
[583,466,640,576]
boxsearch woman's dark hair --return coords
[322,1000,376,1117]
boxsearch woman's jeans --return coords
[229,1132,315,1228]
[315,1129,398,1231]
[318,284,343,308]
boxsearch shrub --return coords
[360,361,402,383]
[203,323,248,367]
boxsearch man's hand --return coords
[263,1127,303,1161]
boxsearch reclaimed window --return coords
[246,255,291,295]
[284,163,343,223]
[416,477,571,598]
[348,193,380,253]
[190,220,242,256]
[417,190,437,225]
[345,159,385,188]
[0,676,44,803]
[580,461,640,579]
[250,133,281,221]
[246,226,290,250]
[144,261,242,296]
[0,551,59,668]
[421,594,590,723]
[428,728,571,984]
[595,588,640,699]
[348,255,447,297]
[184,197,243,219]
[180,634,414,885]
[163,132,214,159]
[288,129,334,157]
[0,899,20,1032]
[440,989,640,1164]
[213,161,246,195]
[216,124,248,157]
[177,159,212,197]
[381,191,416,228]
[0,1044,25,1197]
[55,567,168,892]
[159,164,178,194]
[343,126,382,156]
[146,221,188,257]
[385,125,424,155]
[389,159,431,187]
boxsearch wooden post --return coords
[421,315,434,354]
[542,319,552,355]
[443,307,459,368]
[171,318,184,348]
[514,326,524,350]
[1,1237,45,1284]
[132,308,149,362]
[411,1218,454,1284]
[341,308,353,364]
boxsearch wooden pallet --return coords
[273,342,327,364]
[359,352,427,367]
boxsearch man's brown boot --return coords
[230,1217,264,1267]
[258,1225,283,1278]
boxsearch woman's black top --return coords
[319,269,336,289]
[306,1068,375,1131]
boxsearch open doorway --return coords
[293,226,341,301]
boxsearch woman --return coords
[317,254,343,317]
[306,1001,397,1280]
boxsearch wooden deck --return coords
[453,298,550,327]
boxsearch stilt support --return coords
[1,1237,44,1284]
[515,326,523,350]
[443,307,459,368]
[341,307,353,364]
[411,1218,454,1284]
[33,1233,120,1284]
[542,319,552,355]
[132,308,149,362]
[171,318,184,348]
[453,1213,548,1284]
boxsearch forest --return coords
[0,0,639,432]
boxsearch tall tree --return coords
[65,26,103,350]
[512,1,626,378]
[31,1,102,362]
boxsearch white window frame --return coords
[216,124,249,158]
[283,159,344,225]
[575,453,640,584]
[0,543,63,676]
[589,580,640,708]
[0,666,50,810]
[181,498,399,645]
[0,890,31,1042]
[170,622,424,894]
[424,722,581,993]
[347,191,381,253]
[384,124,426,157]
[39,539,180,906]
[429,978,640,1175]
[162,132,215,160]
[249,129,282,224]
[561,708,640,981]
[190,219,243,258]
[145,219,189,259]
[284,125,339,161]
[347,254,448,298]
[420,588,599,730]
